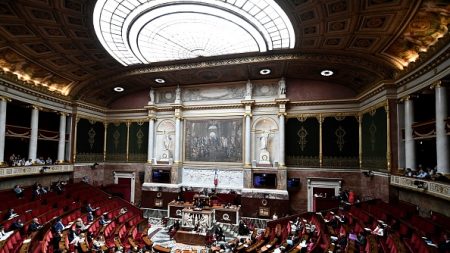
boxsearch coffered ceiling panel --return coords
[0,0,447,107]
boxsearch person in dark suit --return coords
[53,230,62,253]
[9,218,24,233]
[3,209,16,221]
[53,217,64,233]
[28,218,42,233]
[438,233,450,253]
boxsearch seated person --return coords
[3,209,17,221]
[99,214,109,226]
[38,184,48,194]
[356,231,367,250]
[32,186,41,200]
[86,203,98,213]
[372,222,385,237]
[52,230,62,252]
[68,226,80,244]
[75,218,87,231]
[28,218,43,232]
[0,225,14,240]
[24,159,32,166]
[92,235,106,250]
[87,212,94,222]
[438,233,450,253]
[9,218,24,232]
[415,169,429,179]
[238,220,249,235]
[53,217,65,233]
[13,185,24,198]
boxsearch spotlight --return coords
[259,68,271,75]
[113,86,124,92]
[321,70,334,76]
[155,78,166,84]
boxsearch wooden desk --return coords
[174,230,206,245]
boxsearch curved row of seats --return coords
[0,182,146,253]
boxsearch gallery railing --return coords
[0,164,74,178]
[390,175,450,201]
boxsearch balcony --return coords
[0,164,73,178]
[390,175,450,201]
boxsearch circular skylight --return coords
[93,0,296,66]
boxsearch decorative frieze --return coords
[0,164,73,178]
[390,175,450,201]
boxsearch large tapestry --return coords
[185,119,242,162]
[286,117,320,167]
[76,118,104,162]
[362,107,387,170]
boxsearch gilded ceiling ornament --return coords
[335,126,346,152]
[297,126,308,151]
[88,127,96,149]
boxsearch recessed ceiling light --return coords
[113,86,124,92]
[155,78,166,84]
[321,70,334,76]
[259,68,271,75]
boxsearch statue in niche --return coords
[160,129,173,161]
[163,130,172,151]
[258,129,273,165]
[245,80,252,99]
[148,88,155,105]
[259,130,270,150]
[175,85,181,103]
[278,77,286,98]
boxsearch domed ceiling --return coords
[0,0,448,106]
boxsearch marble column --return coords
[278,113,285,167]
[28,106,39,162]
[147,118,155,163]
[174,117,181,163]
[0,97,7,165]
[57,113,66,163]
[404,98,416,170]
[180,119,184,161]
[244,114,251,167]
[65,115,72,162]
[435,84,449,174]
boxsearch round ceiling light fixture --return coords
[320,70,334,76]
[113,86,124,92]
[155,78,166,84]
[259,68,271,75]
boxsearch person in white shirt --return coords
[24,159,32,166]
[372,222,385,237]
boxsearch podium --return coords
[181,208,214,228]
